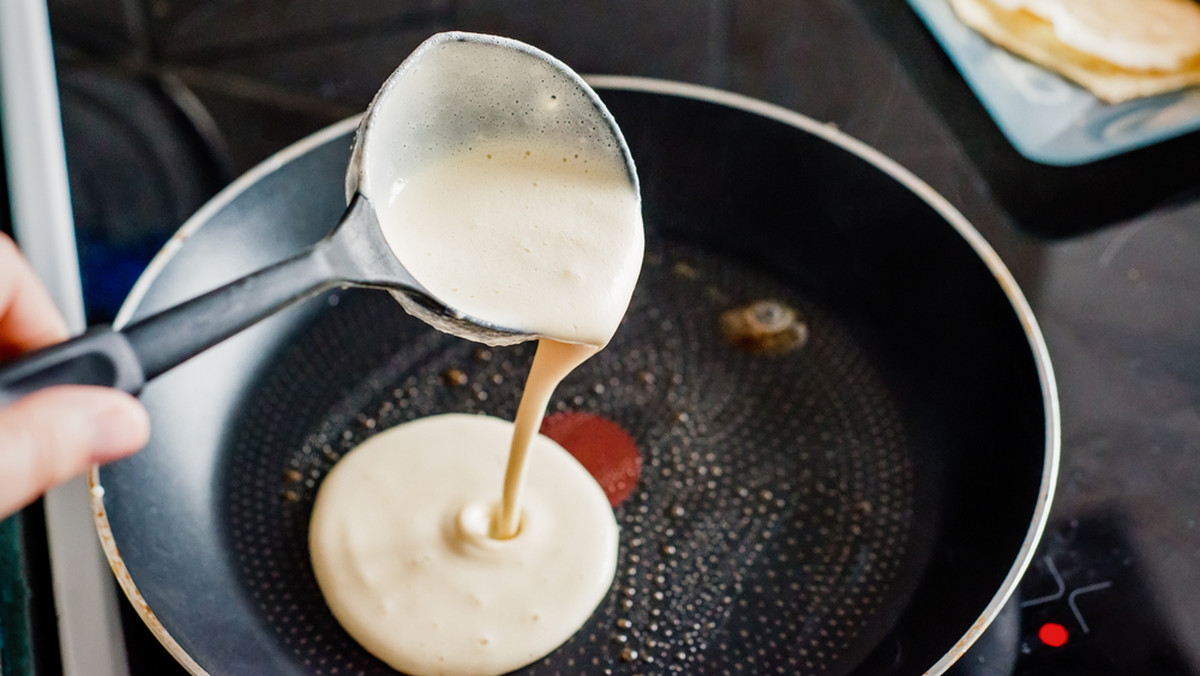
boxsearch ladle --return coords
[0,32,637,407]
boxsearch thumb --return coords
[0,386,150,518]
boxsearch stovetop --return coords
[18,1,1200,674]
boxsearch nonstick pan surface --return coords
[92,78,1058,675]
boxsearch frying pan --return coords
[90,77,1058,675]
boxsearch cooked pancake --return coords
[950,0,1200,102]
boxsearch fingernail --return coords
[85,394,151,462]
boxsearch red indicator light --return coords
[1038,622,1069,648]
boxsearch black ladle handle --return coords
[0,244,335,408]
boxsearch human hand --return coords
[0,233,149,519]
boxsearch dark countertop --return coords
[32,0,1200,673]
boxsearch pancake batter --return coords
[309,414,618,676]
[311,124,641,672]
[377,141,643,348]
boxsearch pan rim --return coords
[90,76,1060,676]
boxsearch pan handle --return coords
[0,245,336,408]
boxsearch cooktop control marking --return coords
[1067,581,1113,634]
[1021,556,1066,608]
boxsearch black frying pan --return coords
[90,78,1058,675]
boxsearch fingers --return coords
[0,235,151,518]
[0,386,150,519]
[0,233,70,359]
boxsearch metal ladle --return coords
[0,32,637,407]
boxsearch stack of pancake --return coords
[949,0,1200,102]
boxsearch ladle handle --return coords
[0,246,335,408]
[0,328,144,408]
